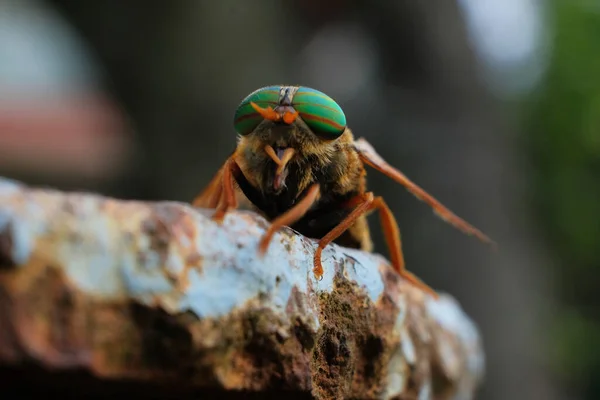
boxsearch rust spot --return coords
[0,284,21,361]
[232,310,312,390]
[139,205,203,289]
[141,219,171,259]
[177,214,196,239]
[140,217,175,284]
[4,262,94,368]
[61,197,77,215]
[0,223,15,269]
[283,240,293,253]
[150,295,162,308]
[185,251,203,265]
[185,252,203,271]
[240,211,270,231]
[130,303,194,374]
[176,262,194,292]
[293,318,315,352]
[175,217,204,289]
[285,285,304,315]
[144,204,196,242]
[311,268,401,400]
[174,251,204,292]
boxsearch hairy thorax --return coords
[234,126,366,219]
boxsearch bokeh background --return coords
[0,1,597,399]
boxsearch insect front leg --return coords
[257,184,320,255]
[312,193,374,279]
[313,192,438,298]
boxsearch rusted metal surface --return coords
[0,176,484,399]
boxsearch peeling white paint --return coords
[418,379,432,400]
[385,293,410,400]
[58,208,127,297]
[427,295,480,347]
[0,178,22,196]
[171,207,386,320]
[0,211,34,266]
[384,347,407,399]
[427,295,485,382]
[400,328,416,366]
[1,186,386,321]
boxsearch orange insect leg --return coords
[313,192,438,298]
[312,193,374,279]
[370,195,438,299]
[258,184,320,255]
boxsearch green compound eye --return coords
[233,85,281,135]
[293,87,346,139]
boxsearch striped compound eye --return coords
[233,86,281,135]
[233,85,347,139]
[292,87,346,139]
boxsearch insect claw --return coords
[212,211,226,224]
[257,233,272,257]
[311,269,324,281]
[312,260,324,281]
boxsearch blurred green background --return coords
[0,1,598,399]
[524,1,600,397]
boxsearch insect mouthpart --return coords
[275,147,287,161]
[264,144,295,191]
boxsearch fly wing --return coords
[353,137,495,247]
[192,158,254,211]
[192,162,226,209]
